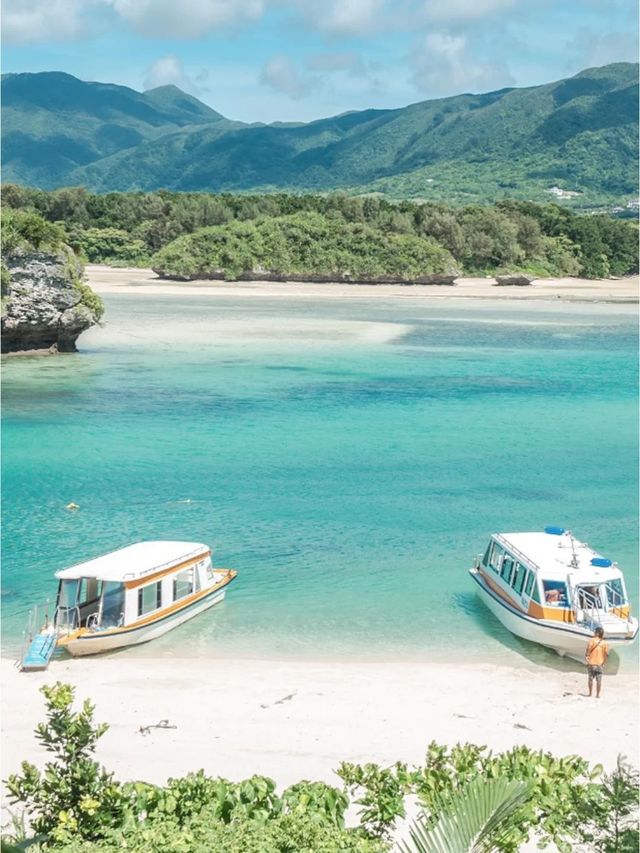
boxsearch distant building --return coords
[626,199,640,209]
[547,186,580,199]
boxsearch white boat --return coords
[469,527,638,662]
[21,541,236,667]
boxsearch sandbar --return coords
[87,266,639,303]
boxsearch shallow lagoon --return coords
[2,293,638,670]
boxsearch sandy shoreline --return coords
[87,266,639,303]
[2,656,637,795]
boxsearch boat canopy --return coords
[55,541,210,583]
[494,531,621,583]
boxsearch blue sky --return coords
[3,0,638,123]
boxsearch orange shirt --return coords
[586,638,608,666]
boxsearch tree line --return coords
[2,185,638,281]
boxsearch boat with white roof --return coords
[469,526,638,662]
[20,541,236,669]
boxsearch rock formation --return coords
[1,250,103,353]
[493,274,534,286]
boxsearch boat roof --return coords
[494,530,622,582]
[55,541,210,582]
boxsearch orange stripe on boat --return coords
[479,568,526,613]
[527,600,575,623]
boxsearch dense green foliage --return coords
[2,64,637,206]
[2,208,66,255]
[340,742,639,853]
[3,186,637,280]
[152,214,458,281]
[3,685,638,853]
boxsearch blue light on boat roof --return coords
[544,526,565,535]
[590,557,612,568]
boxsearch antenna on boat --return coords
[568,530,579,569]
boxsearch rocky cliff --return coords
[1,249,103,353]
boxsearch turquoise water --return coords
[2,292,638,670]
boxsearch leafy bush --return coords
[74,227,148,264]
[151,212,459,281]
[2,684,381,852]
[2,209,66,255]
[5,683,127,844]
[575,757,640,852]
[339,742,613,852]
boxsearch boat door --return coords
[55,577,103,630]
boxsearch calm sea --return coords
[2,291,638,671]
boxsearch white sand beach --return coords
[2,656,637,793]
[86,266,639,303]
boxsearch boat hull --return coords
[61,585,229,657]
[470,568,637,663]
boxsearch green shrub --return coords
[2,209,66,255]
[151,212,459,281]
[5,683,127,844]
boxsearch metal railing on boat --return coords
[571,584,635,636]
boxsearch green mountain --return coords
[2,64,638,205]
[1,71,229,187]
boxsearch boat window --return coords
[482,544,492,568]
[138,581,162,617]
[500,556,514,584]
[513,564,526,594]
[101,582,125,628]
[194,568,201,593]
[543,580,568,607]
[173,568,194,601]
[606,578,625,607]
[524,571,535,598]
[490,543,504,571]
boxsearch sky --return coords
[2,0,638,123]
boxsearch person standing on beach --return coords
[585,627,609,698]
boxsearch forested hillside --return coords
[2,64,637,206]
[1,71,231,188]
[3,186,637,281]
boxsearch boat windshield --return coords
[542,580,568,606]
[58,579,79,608]
[606,578,626,607]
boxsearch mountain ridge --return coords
[2,63,638,205]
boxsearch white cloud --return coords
[410,31,514,97]
[421,0,518,22]
[306,51,366,76]
[261,55,314,99]
[296,0,386,36]
[108,0,264,38]
[567,28,638,68]
[143,55,200,93]
[3,0,88,43]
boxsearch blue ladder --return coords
[21,631,57,672]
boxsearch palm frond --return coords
[396,776,532,853]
